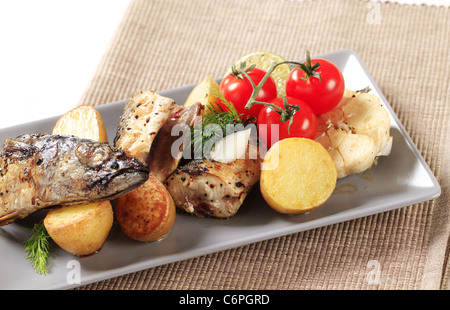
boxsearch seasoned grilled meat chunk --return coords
[165,138,262,218]
[0,134,149,226]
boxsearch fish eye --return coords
[75,143,110,168]
[93,149,105,162]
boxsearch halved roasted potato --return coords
[184,76,221,112]
[52,105,108,142]
[260,138,337,214]
[44,201,113,256]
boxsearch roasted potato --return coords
[115,174,176,242]
[260,138,337,214]
[44,201,113,256]
[44,105,114,256]
[184,76,221,112]
[52,105,108,142]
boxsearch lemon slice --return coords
[224,51,291,96]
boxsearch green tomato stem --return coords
[241,60,304,126]
[299,50,321,81]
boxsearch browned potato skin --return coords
[44,105,114,256]
[44,201,113,256]
[115,174,176,242]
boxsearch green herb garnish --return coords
[23,220,51,274]
[188,88,255,158]
[208,86,242,122]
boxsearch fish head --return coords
[35,136,150,204]
[73,141,150,200]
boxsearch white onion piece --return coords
[210,128,251,163]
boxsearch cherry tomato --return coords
[257,96,317,148]
[219,68,277,119]
[285,56,344,115]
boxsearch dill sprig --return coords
[209,86,242,122]
[23,219,51,275]
[188,87,255,157]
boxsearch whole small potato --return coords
[115,174,176,242]
[44,201,114,256]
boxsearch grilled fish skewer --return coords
[0,134,149,226]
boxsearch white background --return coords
[0,0,448,130]
[0,0,129,130]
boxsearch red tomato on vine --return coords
[219,65,277,119]
[257,96,317,148]
[286,51,345,115]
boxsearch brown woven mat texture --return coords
[75,0,449,290]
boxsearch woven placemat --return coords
[75,0,449,290]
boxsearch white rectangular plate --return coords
[0,50,441,290]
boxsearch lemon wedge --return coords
[224,51,290,96]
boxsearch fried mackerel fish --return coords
[0,133,149,226]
